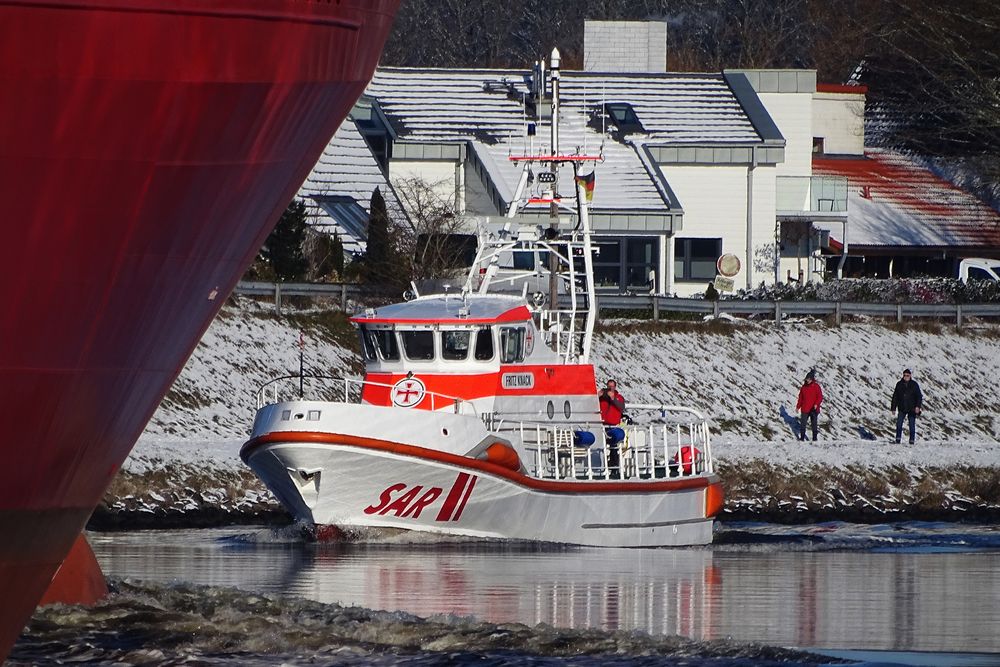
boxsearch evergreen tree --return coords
[264,199,309,281]
[331,232,345,276]
[364,187,395,285]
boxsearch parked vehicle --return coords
[958,258,1000,283]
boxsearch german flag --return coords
[575,171,595,202]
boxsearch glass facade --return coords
[593,237,660,291]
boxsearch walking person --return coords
[891,369,923,444]
[795,370,823,441]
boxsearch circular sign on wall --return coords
[717,253,742,277]
[391,376,426,408]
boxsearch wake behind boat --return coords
[241,50,723,547]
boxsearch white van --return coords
[959,258,1000,283]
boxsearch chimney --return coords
[584,20,667,73]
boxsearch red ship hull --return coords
[0,0,398,658]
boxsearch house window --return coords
[593,237,660,290]
[604,103,644,133]
[674,238,721,282]
[625,237,658,289]
[812,137,825,154]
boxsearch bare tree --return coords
[392,176,473,282]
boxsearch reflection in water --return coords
[89,523,1000,654]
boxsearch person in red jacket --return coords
[599,379,626,476]
[795,370,823,441]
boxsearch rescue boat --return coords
[241,50,724,547]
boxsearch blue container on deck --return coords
[573,431,596,447]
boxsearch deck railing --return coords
[508,404,713,482]
[254,374,478,416]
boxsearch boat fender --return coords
[481,443,522,471]
[670,445,701,475]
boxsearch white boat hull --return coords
[243,434,720,548]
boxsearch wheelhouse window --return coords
[361,327,399,361]
[474,327,494,361]
[441,330,471,361]
[499,327,525,363]
[400,330,435,361]
[674,238,721,282]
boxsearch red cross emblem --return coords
[391,377,426,408]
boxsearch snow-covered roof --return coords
[352,294,530,325]
[814,150,1000,248]
[296,117,407,251]
[366,68,764,214]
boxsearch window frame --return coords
[674,237,722,283]
[498,326,526,363]
[440,329,472,362]
[399,328,436,362]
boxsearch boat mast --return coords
[468,47,601,364]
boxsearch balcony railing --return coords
[777,175,848,214]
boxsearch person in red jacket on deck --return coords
[795,370,823,441]
[599,379,626,476]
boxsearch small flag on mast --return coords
[575,171,595,202]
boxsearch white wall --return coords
[389,159,462,217]
[813,92,865,156]
[661,165,749,296]
[757,92,813,178]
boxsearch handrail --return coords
[505,414,713,481]
[254,373,477,416]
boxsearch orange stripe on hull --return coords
[243,431,716,495]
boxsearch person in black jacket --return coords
[890,369,923,444]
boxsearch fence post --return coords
[340,283,348,312]
[835,301,842,326]
[713,300,720,319]
[275,283,282,315]
[652,295,659,321]
[956,303,963,328]
[775,300,781,324]
[896,303,902,324]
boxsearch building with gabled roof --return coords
[304,61,808,296]
[296,20,1000,292]
[807,86,1000,279]
[297,113,408,256]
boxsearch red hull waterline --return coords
[0,0,399,659]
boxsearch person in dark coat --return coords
[891,369,923,444]
[795,370,823,441]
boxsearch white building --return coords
[296,22,859,295]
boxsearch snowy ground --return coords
[107,299,1000,524]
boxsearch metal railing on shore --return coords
[235,281,1000,326]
